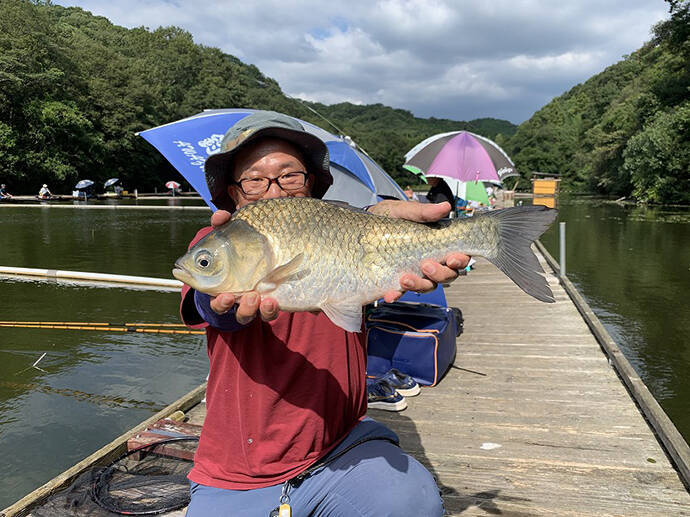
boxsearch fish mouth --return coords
[172,262,193,285]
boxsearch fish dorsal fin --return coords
[255,253,305,293]
[320,299,363,332]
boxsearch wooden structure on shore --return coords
[3,247,690,516]
[530,171,561,209]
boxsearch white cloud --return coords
[55,0,670,123]
[508,52,602,72]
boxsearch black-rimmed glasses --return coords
[233,172,310,196]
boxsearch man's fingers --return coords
[421,260,459,284]
[406,201,452,222]
[399,272,437,294]
[446,252,471,270]
[211,209,232,228]
[212,292,280,323]
[383,289,404,303]
[235,292,260,325]
[210,293,236,314]
[259,298,280,322]
[370,200,452,222]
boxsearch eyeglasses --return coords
[233,172,310,196]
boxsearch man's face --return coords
[227,138,314,210]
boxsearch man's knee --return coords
[324,442,444,516]
[375,457,443,515]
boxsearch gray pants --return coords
[186,418,443,516]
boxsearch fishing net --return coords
[30,437,198,516]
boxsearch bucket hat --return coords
[205,111,332,212]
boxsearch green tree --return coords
[504,2,689,203]
[623,101,690,204]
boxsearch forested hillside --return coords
[2,0,686,203]
[0,0,513,193]
[505,1,689,204]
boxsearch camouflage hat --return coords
[205,111,332,211]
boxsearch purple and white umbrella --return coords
[404,131,519,183]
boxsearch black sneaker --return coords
[366,378,407,411]
[376,368,421,397]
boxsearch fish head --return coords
[172,219,273,296]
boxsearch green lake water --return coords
[0,198,688,508]
[0,202,211,508]
[539,198,690,446]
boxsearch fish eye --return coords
[194,251,212,269]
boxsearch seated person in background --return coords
[179,110,470,517]
[425,176,454,206]
[0,184,12,199]
[38,184,52,199]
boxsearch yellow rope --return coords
[0,323,204,335]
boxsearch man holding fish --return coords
[175,111,555,516]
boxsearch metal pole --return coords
[559,221,566,277]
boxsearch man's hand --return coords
[208,210,279,323]
[209,291,280,324]
[210,209,232,228]
[368,200,471,303]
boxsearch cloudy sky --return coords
[55,0,669,123]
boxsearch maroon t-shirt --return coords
[181,228,367,489]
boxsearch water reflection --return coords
[532,196,557,209]
[540,198,690,445]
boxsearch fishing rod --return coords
[0,320,189,327]
[0,322,204,335]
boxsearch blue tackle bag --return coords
[365,300,463,386]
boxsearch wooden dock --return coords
[372,252,690,516]
[5,247,690,516]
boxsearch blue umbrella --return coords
[104,178,119,188]
[137,109,405,210]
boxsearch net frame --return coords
[90,436,199,515]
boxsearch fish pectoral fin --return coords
[255,253,305,292]
[320,300,363,332]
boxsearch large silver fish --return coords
[173,198,557,331]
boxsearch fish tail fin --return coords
[472,206,558,303]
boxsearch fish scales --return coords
[233,199,425,303]
[173,197,557,331]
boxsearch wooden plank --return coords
[126,418,204,460]
[0,383,207,517]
